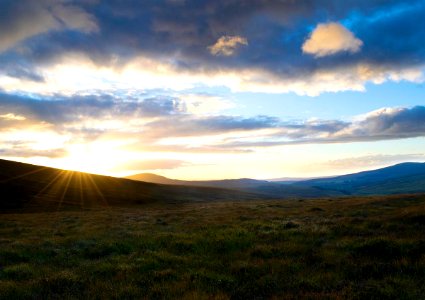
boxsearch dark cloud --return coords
[0,92,182,125]
[131,105,425,147]
[194,115,280,132]
[0,52,45,82]
[141,115,280,138]
[279,120,349,139]
[0,0,423,83]
[217,106,425,148]
[0,91,278,135]
[139,96,183,116]
[353,106,425,138]
[0,0,97,52]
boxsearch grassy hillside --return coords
[243,183,345,198]
[0,159,262,211]
[1,194,424,299]
[355,174,425,195]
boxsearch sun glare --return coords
[58,143,122,175]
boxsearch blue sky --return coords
[0,0,424,179]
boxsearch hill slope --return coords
[126,173,271,189]
[128,162,425,197]
[298,162,425,195]
[0,159,263,211]
[126,173,180,185]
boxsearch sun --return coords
[57,142,122,175]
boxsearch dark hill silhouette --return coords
[0,159,263,212]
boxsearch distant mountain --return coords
[126,173,180,185]
[128,162,425,197]
[267,176,329,184]
[126,173,344,198]
[0,159,263,212]
[297,162,425,195]
[126,173,271,189]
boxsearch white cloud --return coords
[302,22,363,57]
[208,35,248,56]
[325,154,425,170]
[180,94,235,115]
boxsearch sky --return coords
[0,0,424,180]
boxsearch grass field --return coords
[1,194,425,299]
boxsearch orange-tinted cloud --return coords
[302,22,363,57]
[208,35,248,56]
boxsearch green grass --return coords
[1,194,425,299]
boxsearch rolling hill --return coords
[127,173,272,189]
[297,162,425,195]
[126,173,345,198]
[126,173,181,185]
[3,159,425,212]
[128,162,425,197]
[0,159,263,211]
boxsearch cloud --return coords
[0,1,424,96]
[0,0,98,53]
[208,35,248,56]
[0,113,26,121]
[2,90,425,148]
[302,22,363,57]
[0,147,66,158]
[142,115,280,139]
[0,50,422,98]
[0,87,424,178]
[325,154,425,170]
[0,123,69,160]
[347,106,425,139]
[180,94,235,115]
[206,106,425,149]
[0,92,184,125]
[118,159,189,171]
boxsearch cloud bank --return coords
[0,0,424,95]
[1,92,424,155]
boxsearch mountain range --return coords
[127,162,425,197]
[126,173,343,198]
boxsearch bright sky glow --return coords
[0,0,424,179]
